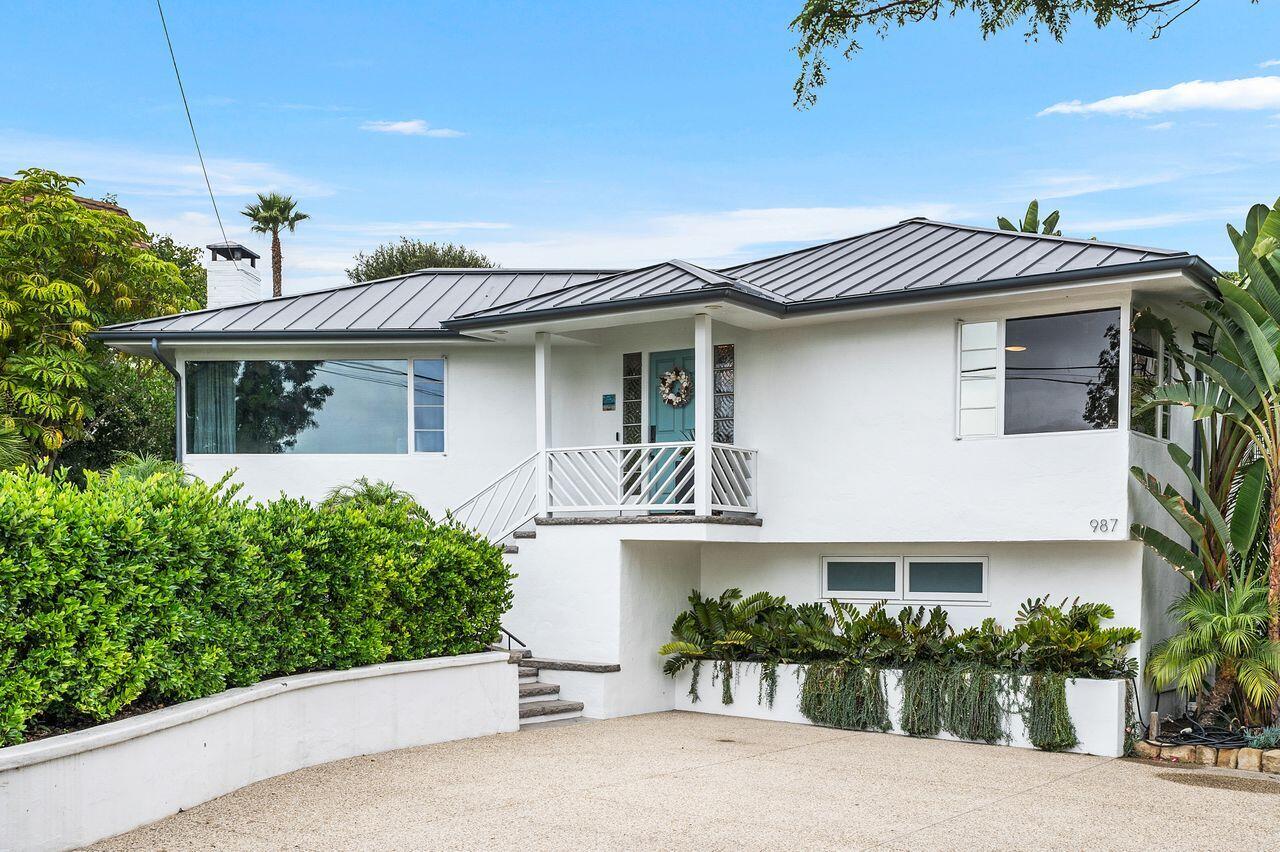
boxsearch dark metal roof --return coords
[722,218,1188,301]
[95,269,618,340]
[94,219,1217,342]
[456,260,787,321]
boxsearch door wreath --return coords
[658,367,693,407]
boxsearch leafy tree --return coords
[346,237,495,283]
[55,356,179,478]
[240,192,309,297]
[790,1,1220,106]
[0,169,196,468]
[56,235,206,476]
[149,234,207,306]
[997,200,1062,236]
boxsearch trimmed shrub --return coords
[0,469,512,746]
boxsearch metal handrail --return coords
[499,625,527,650]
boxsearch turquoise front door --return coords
[649,349,695,442]
[648,349,695,507]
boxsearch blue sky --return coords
[3,1,1278,292]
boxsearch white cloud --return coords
[1260,59,1280,68]
[1073,207,1243,232]
[1146,121,1175,131]
[1013,170,1186,200]
[360,119,465,138]
[462,204,962,268]
[1039,76,1280,117]
[0,132,331,199]
[329,220,513,236]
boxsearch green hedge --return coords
[0,469,513,746]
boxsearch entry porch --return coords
[453,313,759,540]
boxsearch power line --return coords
[154,0,238,269]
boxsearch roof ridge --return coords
[907,218,1187,256]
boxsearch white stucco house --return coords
[96,219,1216,722]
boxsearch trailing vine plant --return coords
[758,661,779,709]
[943,666,1008,744]
[799,662,890,731]
[899,665,947,737]
[1023,673,1078,752]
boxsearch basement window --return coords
[822,555,988,603]
[822,557,902,600]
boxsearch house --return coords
[95,218,1216,721]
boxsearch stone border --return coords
[1132,740,1280,772]
[1,651,517,852]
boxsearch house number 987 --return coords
[1090,518,1119,533]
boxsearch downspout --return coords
[148,338,183,465]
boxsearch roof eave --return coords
[445,286,787,330]
[91,329,463,344]
[781,255,1220,317]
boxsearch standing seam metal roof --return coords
[94,219,1212,340]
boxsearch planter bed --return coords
[0,651,517,852]
[672,663,1126,758]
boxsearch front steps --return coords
[499,647,586,726]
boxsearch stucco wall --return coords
[178,343,536,515]
[697,540,1144,634]
[173,289,1199,551]
[0,653,516,852]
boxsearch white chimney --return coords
[205,242,263,308]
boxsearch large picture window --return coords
[185,359,412,454]
[957,308,1121,437]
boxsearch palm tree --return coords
[240,193,309,297]
[997,200,1062,236]
[1146,580,1280,723]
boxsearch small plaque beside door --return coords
[602,393,616,411]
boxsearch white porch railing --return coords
[452,443,758,542]
[450,452,539,543]
[546,442,758,514]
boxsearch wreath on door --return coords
[658,367,693,408]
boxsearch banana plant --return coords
[1131,442,1267,589]
[997,199,1061,236]
[1136,198,1280,644]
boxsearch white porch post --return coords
[535,331,551,516]
[693,313,713,516]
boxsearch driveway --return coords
[93,712,1279,850]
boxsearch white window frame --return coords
[956,305,1128,440]
[820,556,903,601]
[408,356,448,455]
[903,556,989,603]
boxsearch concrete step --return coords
[512,530,537,539]
[518,666,537,683]
[503,545,518,554]
[519,682,561,703]
[518,699,584,725]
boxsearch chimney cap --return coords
[207,241,261,261]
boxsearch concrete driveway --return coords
[93,712,1280,851]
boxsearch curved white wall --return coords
[0,652,517,852]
